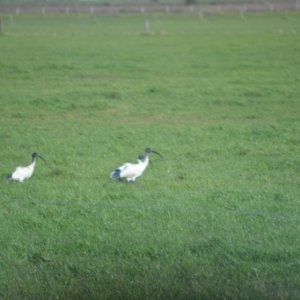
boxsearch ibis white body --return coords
[110,148,163,183]
[110,155,149,182]
[5,152,45,182]
[9,161,36,182]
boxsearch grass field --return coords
[0,11,300,299]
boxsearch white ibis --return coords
[110,148,163,182]
[4,152,46,182]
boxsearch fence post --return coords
[239,5,246,19]
[144,19,149,33]
[269,3,274,12]
[199,11,204,21]
[239,9,244,19]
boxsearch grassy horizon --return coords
[0,12,300,299]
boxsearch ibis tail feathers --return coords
[110,169,121,180]
[4,174,12,180]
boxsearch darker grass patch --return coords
[188,236,223,256]
[212,99,247,106]
[75,75,121,81]
[11,113,25,119]
[102,91,122,100]
[34,63,75,72]
[235,246,300,264]
[243,91,264,98]
[68,102,110,111]
[50,168,64,177]
[29,96,111,113]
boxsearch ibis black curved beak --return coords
[38,155,46,163]
[150,150,164,159]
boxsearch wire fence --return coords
[0,1,299,15]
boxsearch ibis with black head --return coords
[5,152,46,182]
[110,148,163,182]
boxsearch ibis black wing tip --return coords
[4,174,12,180]
[110,169,121,180]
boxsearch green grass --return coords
[0,12,300,299]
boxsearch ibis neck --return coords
[143,154,149,166]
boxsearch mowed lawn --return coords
[0,12,300,299]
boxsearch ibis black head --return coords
[137,155,145,161]
[145,148,163,159]
[32,152,46,163]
